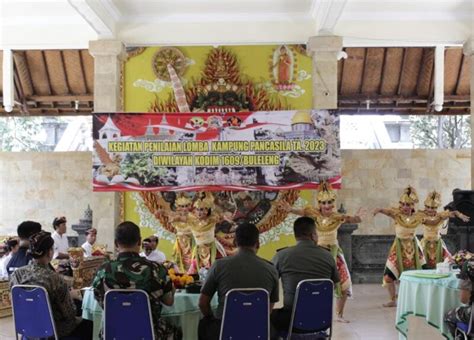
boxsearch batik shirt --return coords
[9,262,79,337]
[92,252,173,320]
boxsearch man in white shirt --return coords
[81,228,97,257]
[52,216,70,259]
[140,235,166,263]
[0,238,19,278]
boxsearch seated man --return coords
[6,220,42,276]
[445,261,474,337]
[92,221,181,339]
[0,238,19,278]
[81,228,97,257]
[198,222,279,340]
[52,216,70,260]
[9,231,92,339]
[140,235,166,263]
[271,216,340,333]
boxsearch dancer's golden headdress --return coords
[193,199,213,209]
[399,186,419,205]
[176,194,192,206]
[424,190,441,208]
[317,181,337,202]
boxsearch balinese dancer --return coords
[189,194,228,272]
[281,181,364,323]
[419,191,469,269]
[167,194,195,273]
[374,186,426,307]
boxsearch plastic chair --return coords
[104,289,155,340]
[219,288,270,340]
[455,303,474,340]
[285,279,334,340]
[11,284,58,340]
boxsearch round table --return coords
[82,289,217,340]
[396,270,462,340]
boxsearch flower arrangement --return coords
[168,268,194,288]
[451,250,474,268]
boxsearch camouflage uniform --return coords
[92,252,182,340]
[9,262,80,337]
[445,279,473,339]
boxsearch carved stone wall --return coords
[350,234,459,283]
[339,149,470,235]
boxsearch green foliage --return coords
[409,115,471,149]
[0,117,44,151]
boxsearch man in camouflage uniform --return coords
[10,231,92,339]
[92,221,181,340]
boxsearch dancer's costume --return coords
[303,182,354,297]
[171,195,195,273]
[383,187,426,282]
[189,197,226,270]
[419,191,451,269]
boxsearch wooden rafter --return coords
[416,48,434,97]
[41,51,53,95]
[339,94,469,102]
[377,48,387,95]
[454,53,465,96]
[27,94,93,102]
[13,62,29,114]
[59,50,72,94]
[358,48,369,94]
[12,51,34,97]
[396,48,407,96]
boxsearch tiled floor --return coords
[0,284,449,340]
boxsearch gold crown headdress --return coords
[424,190,441,208]
[317,181,337,202]
[193,192,214,209]
[193,198,213,209]
[399,186,419,205]
[176,195,192,206]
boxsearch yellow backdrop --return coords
[123,45,314,260]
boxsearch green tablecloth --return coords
[82,289,217,340]
[396,270,461,340]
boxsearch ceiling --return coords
[0,50,94,115]
[0,0,471,115]
[338,47,470,115]
[0,46,469,116]
[0,0,471,48]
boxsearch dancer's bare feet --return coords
[383,301,397,307]
[336,313,350,323]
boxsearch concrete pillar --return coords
[307,35,343,109]
[89,40,126,112]
[463,38,474,188]
[88,40,126,251]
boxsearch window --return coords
[0,116,92,152]
[340,114,470,149]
